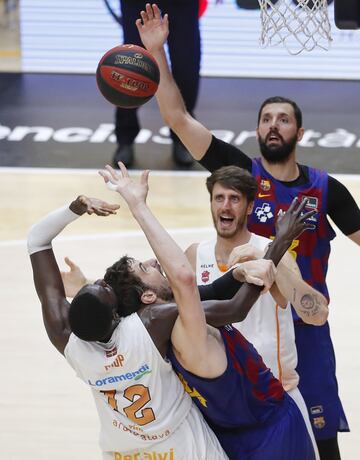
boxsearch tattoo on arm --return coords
[299,293,321,317]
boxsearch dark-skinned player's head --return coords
[68,281,118,342]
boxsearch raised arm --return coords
[136,3,212,161]
[99,163,223,372]
[328,175,360,246]
[28,196,119,354]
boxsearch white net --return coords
[258,0,332,55]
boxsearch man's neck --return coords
[215,229,252,266]
[261,153,299,182]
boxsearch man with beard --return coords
[185,165,327,459]
[136,4,360,459]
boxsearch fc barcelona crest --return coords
[260,179,271,192]
[313,416,326,429]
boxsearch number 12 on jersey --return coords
[101,384,156,426]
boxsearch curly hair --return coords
[104,255,148,317]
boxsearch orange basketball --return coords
[96,44,160,108]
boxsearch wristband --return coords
[27,205,80,255]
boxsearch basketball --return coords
[96,44,160,108]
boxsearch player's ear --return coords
[247,200,254,216]
[141,290,157,305]
[297,127,305,142]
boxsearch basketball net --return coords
[258,0,332,55]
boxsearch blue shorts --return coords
[212,395,315,460]
[294,320,350,440]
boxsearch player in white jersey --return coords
[195,233,298,390]
[98,162,318,459]
[28,162,316,459]
[65,312,223,457]
[27,194,227,460]
[185,166,329,459]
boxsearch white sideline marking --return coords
[0,167,359,181]
[0,226,215,248]
[0,167,210,177]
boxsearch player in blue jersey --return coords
[168,324,312,460]
[98,161,317,459]
[136,4,360,459]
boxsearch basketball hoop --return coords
[258,0,332,55]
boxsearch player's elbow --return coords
[313,306,329,326]
[301,302,329,326]
[303,314,327,326]
[27,225,51,255]
[163,109,189,134]
[175,265,197,290]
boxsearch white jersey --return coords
[196,234,319,460]
[65,313,227,459]
[196,234,299,391]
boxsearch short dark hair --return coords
[104,256,147,316]
[206,166,258,202]
[69,291,114,341]
[257,96,303,130]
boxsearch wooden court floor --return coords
[0,168,359,459]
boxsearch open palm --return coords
[99,162,149,210]
[136,3,169,52]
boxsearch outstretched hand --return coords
[276,197,316,242]
[70,195,120,216]
[136,3,169,53]
[99,162,150,211]
[60,257,87,298]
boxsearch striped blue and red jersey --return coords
[168,324,285,429]
[248,158,336,305]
